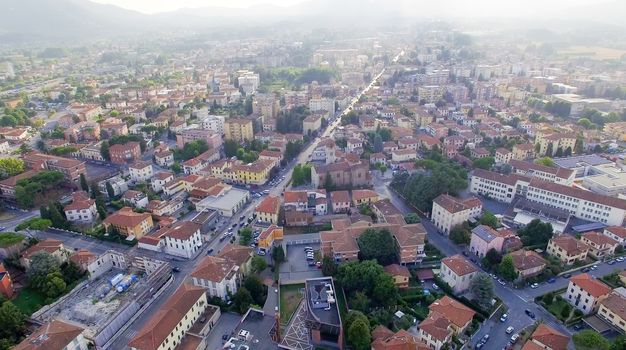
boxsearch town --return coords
[1,1,626,350]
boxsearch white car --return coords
[506,326,514,334]
[530,283,539,289]
[617,257,625,262]
[510,334,520,343]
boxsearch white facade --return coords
[164,231,203,259]
[87,250,127,280]
[192,265,239,299]
[309,98,335,114]
[129,164,153,182]
[65,204,98,223]
[470,172,528,203]
[431,199,482,235]
[151,173,174,193]
[202,115,226,135]
[566,277,609,315]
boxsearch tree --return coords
[251,256,268,273]
[239,228,253,246]
[535,157,555,167]
[346,312,371,350]
[321,255,338,276]
[0,158,25,179]
[349,291,370,313]
[272,245,285,265]
[171,162,182,174]
[357,229,397,265]
[243,276,266,305]
[232,287,254,314]
[47,202,70,230]
[484,248,502,267]
[337,260,398,307]
[100,141,110,161]
[470,273,495,311]
[28,251,61,290]
[479,211,498,228]
[15,218,51,231]
[323,172,334,191]
[0,301,25,344]
[224,140,239,157]
[105,181,115,198]
[573,330,610,350]
[450,225,471,245]
[611,336,626,350]
[404,213,421,224]
[79,174,89,192]
[561,304,571,319]
[97,204,107,220]
[518,219,554,248]
[472,157,495,170]
[498,255,518,281]
[373,134,383,153]
[44,271,67,298]
[543,292,554,305]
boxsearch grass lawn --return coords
[280,283,304,324]
[13,287,47,316]
[546,299,574,322]
[0,232,24,248]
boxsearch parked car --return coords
[257,250,266,256]
[530,283,539,289]
[207,248,214,255]
[172,267,181,272]
[497,278,506,286]
[562,273,572,278]
[510,334,520,343]
[591,265,598,270]
[547,277,556,283]
[506,326,514,334]
[607,260,616,265]
[500,314,508,322]
[481,334,490,343]
[617,257,625,262]
[581,267,590,273]
[525,309,536,319]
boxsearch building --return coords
[109,142,141,164]
[470,169,530,204]
[194,186,249,217]
[23,152,86,182]
[509,159,575,185]
[216,244,254,277]
[20,239,71,269]
[371,326,430,350]
[284,189,328,216]
[418,296,476,350]
[598,293,626,334]
[0,263,14,298]
[257,225,284,251]
[566,273,611,315]
[224,118,254,142]
[383,264,411,289]
[176,129,222,149]
[311,160,370,189]
[63,191,97,223]
[520,324,569,350]
[534,132,577,157]
[129,161,153,182]
[391,149,417,162]
[508,250,547,279]
[121,190,149,209]
[431,194,482,235]
[546,235,589,265]
[255,196,280,224]
[580,231,619,259]
[469,225,521,259]
[201,115,226,134]
[303,114,323,135]
[351,189,379,207]
[495,148,513,164]
[304,277,344,349]
[159,222,203,259]
[189,256,240,299]
[440,254,478,294]
[603,226,626,246]
[330,190,351,213]
[151,172,174,193]
[15,319,88,350]
[128,283,210,350]
[103,207,153,239]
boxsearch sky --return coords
[89,0,613,16]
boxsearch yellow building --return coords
[258,225,284,250]
[232,159,273,185]
[598,293,626,334]
[546,235,589,265]
[255,195,281,224]
[103,207,154,239]
[534,132,577,156]
[351,189,380,207]
[224,118,254,142]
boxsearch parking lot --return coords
[279,242,323,283]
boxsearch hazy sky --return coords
[90,0,611,15]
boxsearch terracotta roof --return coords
[259,225,281,241]
[64,191,95,211]
[433,194,481,214]
[509,250,547,271]
[352,189,379,201]
[570,273,611,298]
[69,249,97,267]
[109,141,140,153]
[393,224,426,247]
[582,231,619,247]
[509,159,573,180]
[600,293,626,322]
[527,323,569,350]
[442,254,478,276]
[217,244,253,267]
[128,284,205,350]
[103,207,151,229]
[549,235,589,256]
[529,178,626,210]
[428,295,475,328]
[0,169,40,187]
[255,196,280,214]
[191,256,237,282]
[372,325,395,341]
[418,313,452,342]
[154,171,174,180]
[383,264,411,278]
[330,190,350,203]
[472,168,531,186]
[14,319,84,350]
[371,329,431,350]
[605,226,626,239]
[129,161,152,170]
[161,221,201,241]
[22,239,64,260]
[284,191,308,203]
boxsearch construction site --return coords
[32,253,172,348]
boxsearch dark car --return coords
[547,277,556,283]
[562,273,572,278]
[232,223,237,228]
[525,309,536,319]
[207,248,214,255]
[172,267,181,272]
[581,267,591,273]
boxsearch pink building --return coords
[469,225,522,258]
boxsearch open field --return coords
[279,283,304,324]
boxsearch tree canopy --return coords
[498,255,518,281]
[470,273,495,312]
[0,158,25,179]
[357,229,397,265]
[573,330,610,350]
[337,260,398,308]
[518,219,554,248]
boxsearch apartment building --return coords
[224,118,254,142]
[257,225,284,251]
[520,324,569,350]
[352,189,379,207]
[303,114,323,135]
[109,142,141,164]
[469,225,521,259]
[151,171,174,193]
[161,222,203,259]
[431,194,482,235]
[509,250,547,279]
[15,319,88,350]
[603,226,626,246]
[129,161,153,182]
[330,190,351,213]
[418,296,475,350]
[255,195,280,224]
[535,132,577,156]
[20,239,71,270]
[103,207,154,239]
[566,273,611,315]
[372,326,430,350]
[598,293,626,334]
[23,152,86,182]
[201,115,225,134]
[546,235,589,265]
[440,254,478,294]
[311,160,370,188]
[190,256,240,299]
[176,128,222,149]
[495,148,513,164]
[64,191,97,223]
[580,231,619,259]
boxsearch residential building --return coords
[15,319,88,350]
[311,138,337,164]
[598,293,626,334]
[311,160,370,189]
[176,129,222,149]
[520,324,569,350]
[216,244,253,277]
[383,264,411,289]
[201,115,226,134]
[64,191,97,223]
[103,207,154,239]
[418,296,475,350]
[255,196,280,224]
[151,171,174,193]
[23,152,86,182]
[257,225,284,251]
[534,132,577,157]
[509,159,575,185]
[512,143,535,160]
[0,263,14,298]
[20,239,71,270]
[440,254,478,294]
[566,273,611,315]
[351,189,379,207]
[581,231,619,259]
[391,148,417,162]
[109,142,141,164]
[129,161,153,182]
[121,190,149,209]
[128,284,209,350]
[303,114,322,135]
[224,118,254,142]
[330,190,351,213]
[189,256,240,299]
[508,250,547,279]
[495,148,513,164]
[603,226,626,246]
[546,235,589,265]
[431,194,482,235]
[469,225,521,259]
[371,326,430,350]
[284,189,327,215]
